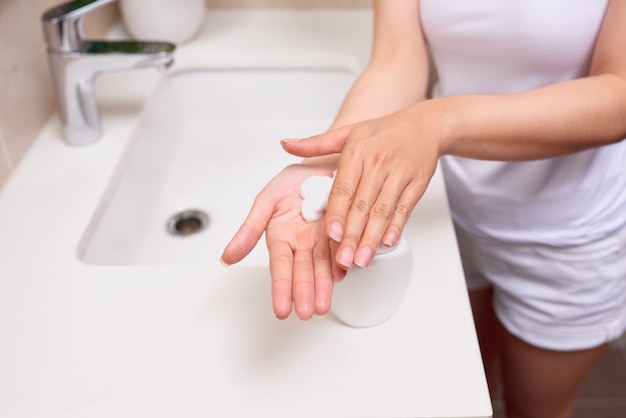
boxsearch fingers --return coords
[333,178,425,268]
[268,240,294,319]
[327,157,426,269]
[280,125,353,158]
[329,240,347,282]
[268,234,337,320]
[327,154,376,269]
[381,184,423,248]
[356,181,424,266]
[286,239,337,319]
[291,248,316,320]
[351,175,405,268]
[221,194,273,266]
[312,239,334,315]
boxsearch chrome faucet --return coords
[42,0,176,146]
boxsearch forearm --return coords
[302,62,428,169]
[330,63,428,130]
[436,74,626,161]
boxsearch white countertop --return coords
[0,10,491,418]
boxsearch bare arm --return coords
[221,0,433,320]
[330,0,430,128]
[440,0,626,160]
[300,0,431,168]
[284,0,626,270]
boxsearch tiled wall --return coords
[206,0,372,7]
[0,0,372,190]
[0,0,118,188]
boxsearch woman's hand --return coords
[282,105,445,270]
[221,163,345,321]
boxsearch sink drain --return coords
[167,209,209,236]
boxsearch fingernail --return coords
[383,230,398,248]
[354,247,374,268]
[333,266,347,282]
[219,257,230,267]
[337,247,354,269]
[329,222,343,242]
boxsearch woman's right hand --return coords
[281,107,442,271]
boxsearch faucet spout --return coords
[80,41,176,71]
[42,1,177,146]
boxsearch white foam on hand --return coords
[299,174,334,222]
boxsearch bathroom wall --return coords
[0,0,119,189]
[0,0,371,190]
[206,0,371,7]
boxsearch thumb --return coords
[220,193,273,266]
[281,124,353,158]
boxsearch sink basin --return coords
[79,69,356,266]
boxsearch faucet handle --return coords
[42,0,117,53]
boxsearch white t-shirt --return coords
[420,0,626,246]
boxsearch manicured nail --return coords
[382,230,398,248]
[329,221,343,242]
[354,247,374,268]
[219,257,230,267]
[337,247,354,269]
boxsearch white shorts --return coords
[455,223,626,351]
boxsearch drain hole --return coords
[167,210,209,236]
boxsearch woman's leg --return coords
[498,322,609,418]
[469,287,609,417]
[469,287,502,398]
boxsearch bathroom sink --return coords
[79,69,355,266]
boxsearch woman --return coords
[222,1,626,416]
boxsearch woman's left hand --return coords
[221,162,344,320]
[281,104,445,269]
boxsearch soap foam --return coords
[299,175,334,222]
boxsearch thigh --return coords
[469,287,501,397]
[498,322,609,418]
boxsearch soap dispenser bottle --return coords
[120,0,205,44]
[331,235,413,328]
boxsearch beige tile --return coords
[0,0,118,171]
[0,0,58,168]
[84,2,120,38]
[0,128,11,189]
[0,164,9,189]
[206,0,372,8]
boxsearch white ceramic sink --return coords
[79,69,355,266]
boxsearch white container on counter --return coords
[331,235,413,328]
[120,0,205,44]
